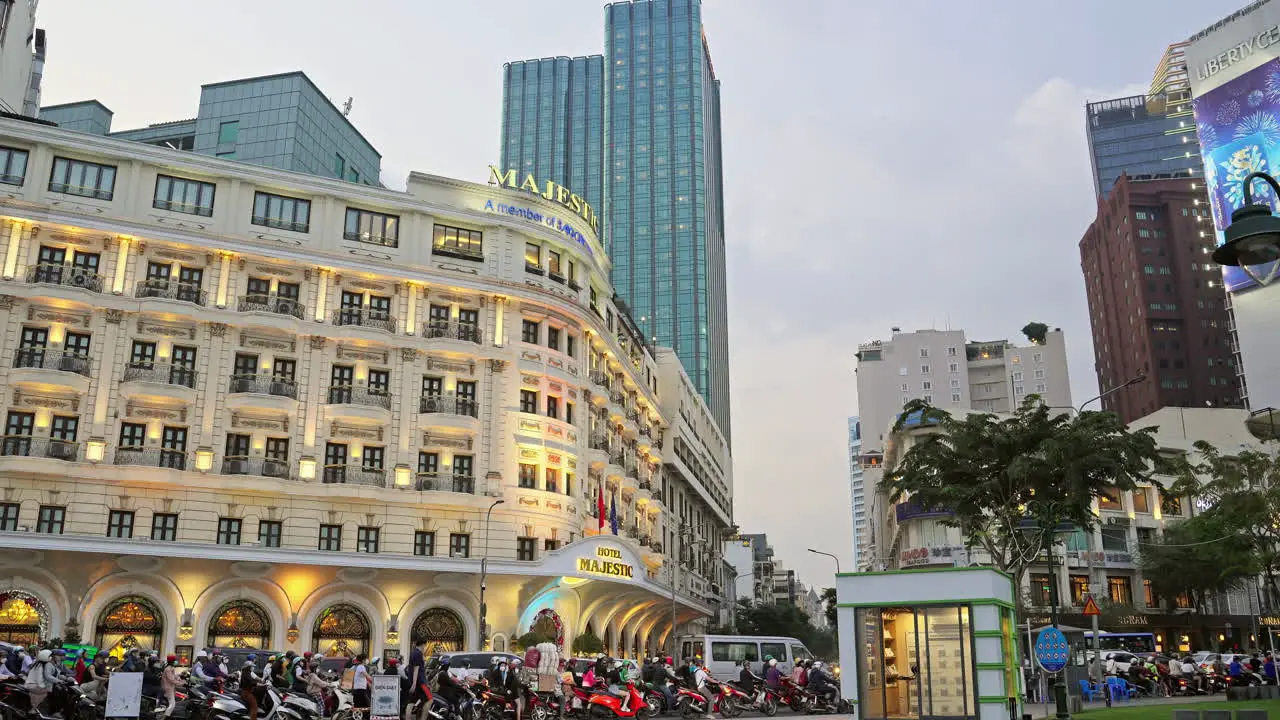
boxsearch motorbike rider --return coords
[24,649,59,714]
[689,657,715,720]
[764,657,783,690]
[269,654,289,689]
[1265,653,1277,686]
[434,656,466,717]
[1229,656,1246,687]
[239,657,261,720]
[290,651,311,693]
[737,659,760,691]
[656,657,679,713]
[143,653,164,703]
[487,659,524,720]
[0,649,13,681]
[807,662,838,707]
[161,654,185,718]
[1181,656,1204,694]
[790,659,808,688]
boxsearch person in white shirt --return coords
[352,654,371,710]
[1181,657,1202,693]
[691,659,714,720]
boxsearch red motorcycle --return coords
[777,679,811,713]
[585,682,650,719]
[675,681,739,718]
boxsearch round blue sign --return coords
[1034,627,1069,673]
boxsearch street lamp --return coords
[807,548,842,574]
[1213,171,1280,286]
[1075,373,1146,414]
[478,499,504,650]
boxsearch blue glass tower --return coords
[501,0,731,440]
[1085,93,1199,198]
[500,56,605,212]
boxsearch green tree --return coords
[1138,502,1257,609]
[1164,440,1280,600]
[572,630,604,655]
[1021,322,1049,345]
[822,587,837,629]
[732,601,836,659]
[886,398,1163,611]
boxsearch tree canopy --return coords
[885,398,1164,607]
[1022,322,1049,345]
[731,600,837,659]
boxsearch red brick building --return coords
[1079,175,1242,422]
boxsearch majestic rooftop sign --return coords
[488,166,599,234]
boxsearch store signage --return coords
[898,545,966,568]
[1261,616,1280,626]
[576,546,635,579]
[1115,615,1150,626]
[1195,24,1280,83]
[481,199,594,257]
[488,166,599,234]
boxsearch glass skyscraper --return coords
[501,0,731,440]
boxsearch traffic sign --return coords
[1034,627,1069,673]
[1082,594,1101,616]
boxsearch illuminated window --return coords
[1070,575,1090,605]
[1030,573,1052,606]
[1108,576,1133,606]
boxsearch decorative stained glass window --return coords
[207,600,271,649]
[312,603,370,657]
[410,608,465,654]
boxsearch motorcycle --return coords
[743,684,779,717]
[675,681,734,719]
[0,679,97,720]
[777,679,810,713]
[584,682,649,719]
[804,684,850,715]
[641,683,674,717]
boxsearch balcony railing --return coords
[640,425,652,438]
[343,230,398,247]
[590,370,611,389]
[237,294,306,319]
[414,472,476,493]
[136,278,208,306]
[26,264,104,293]
[589,433,612,451]
[610,391,626,406]
[229,374,298,399]
[326,385,392,409]
[114,446,188,470]
[333,307,396,333]
[220,455,290,479]
[322,464,386,487]
[123,361,198,389]
[13,348,91,376]
[609,450,626,467]
[154,199,213,217]
[0,436,78,461]
[626,410,641,425]
[625,458,639,475]
[419,393,478,418]
[422,320,482,344]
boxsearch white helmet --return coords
[196,650,207,659]
[37,650,52,662]
[812,661,823,670]
[767,658,777,667]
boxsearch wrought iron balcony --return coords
[237,294,306,319]
[419,393,478,417]
[135,278,207,306]
[590,370,611,389]
[229,374,298,399]
[322,464,386,487]
[610,391,626,406]
[626,410,642,425]
[0,436,78,461]
[422,320,482,344]
[639,424,652,438]
[609,450,626,467]
[13,348,91,376]
[332,307,396,333]
[589,433,612,451]
[114,446,188,470]
[26,264,104,293]
[414,472,476,493]
[326,384,392,409]
[123,361,198,389]
[220,455,290,479]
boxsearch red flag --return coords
[597,485,606,529]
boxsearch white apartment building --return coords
[873,405,1264,653]
[853,326,1073,568]
[0,114,732,660]
[847,416,866,570]
[0,0,44,116]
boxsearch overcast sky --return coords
[38,0,1247,589]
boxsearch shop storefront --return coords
[838,568,1021,720]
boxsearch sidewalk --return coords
[1026,693,1224,718]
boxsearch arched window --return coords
[97,596,163,661]
[312,604,370,657]
[411,608,465,655]
[0,592,47,645]
[207,600,271,649]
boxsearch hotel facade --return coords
[0,114,732,663]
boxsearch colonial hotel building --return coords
[0,112,734,662]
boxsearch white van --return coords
[676,634,814,678]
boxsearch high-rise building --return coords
[1079,176,1242,422]
[0,0,44,118]
[40,72,381,185]
[1186,0,1280,413]
[847,416,866,569]
[500,57,605,212]
[500,0,731,441]
[1085,43,1200,199]
[854,327,1073,570]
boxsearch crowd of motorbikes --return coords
[1093,651,1278,699]
[0,649,849,720]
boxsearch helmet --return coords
[491,656,502,666]
[37,650,51,662]
[767,658,777,668]
[304,652,314,659]
[664,656,672,665]
[813,661,824,670]
[511,658,522,667]
[247,654,258,662]
[286,651,297,660]
[196,651,207,660]
[439,657,452,668]
[167,655,177,663]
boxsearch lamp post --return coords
[1076,373,1146,414]
[1019,514,1076,720]
[478,499,504,650]
[807,548,842,574]
[1213,171,1280,286]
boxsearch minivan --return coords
[676,635,814,678]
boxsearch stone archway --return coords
[96,595,164,662]
[206,599,272,650]
[312,603,371,658]
[411,607,465,655]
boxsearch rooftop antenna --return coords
[342,97,353,117]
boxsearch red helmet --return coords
[167,655,177,663]
[664,656,673,665]
[303,651,314,659]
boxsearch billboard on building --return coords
[1187,0,1280,292]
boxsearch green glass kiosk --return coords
[837,567,1022,720]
